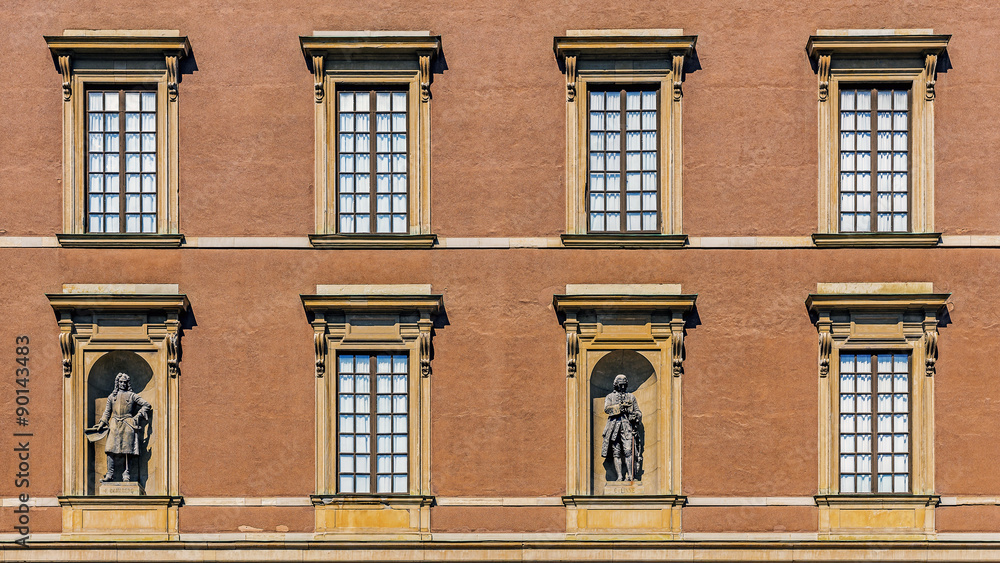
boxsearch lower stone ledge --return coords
[308,233,438,249]
[58,495,183,540]
[57,233,185,248]
[562,495,686,539]
[310,494,434,539]
[560,233,688,249]
[815,494,940,540]
[811,232,942,248]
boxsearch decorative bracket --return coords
[672,54,685,102]
[313,316,328,378]
[58,55,72,101]
[564,313,579,377]
[165,55,179,102]
[564,54,577,102]
[58,319,74,377]
[817,310,833,378]
[418,53,432,103]
[166,332,180,378]
[312,54,325,103]
[418,311,433,377]
[924,311,940,376]
[817,53,831,102]
[924,53,938,101]
[671,310,685,377]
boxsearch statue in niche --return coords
[86,372,151,483]
[601,374,643,481]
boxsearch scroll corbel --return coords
[924,53,938,101]
[671,327,684,377]
[565,54,577,102]
[59,324,74,377]
[312,54,325,103]
[419,53,432,103]
[58,55,72,101]
[672,54,685,102]
[166,332,180,378]
[817,53,831,102]
[924,327,939,376]
[166,55,179,101]
[418,311,433,377]
[313,324,327,377]
[818,331,832,377]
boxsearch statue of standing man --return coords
[87,372,151,483]
[601,374,643,481]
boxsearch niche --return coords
[86,351,154,495]
[590,350,657,493]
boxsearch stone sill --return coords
[812,233,941,248]
[814,494,941,507]
[561,233,688,248]
[308,234,437,249]
[57,233,184,248]
[310,494,435,507]
[562,494,687,507]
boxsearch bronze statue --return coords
[601,374,643,481]
[87,372,151,483]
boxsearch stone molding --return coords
[47,292,189,540]
[807,290,948,539]
[554,31,696,242]
[302,292,443,539]
[807,32,950,241]
[300,33,441,243]
[554,291,695,538]
[45,31,190,242]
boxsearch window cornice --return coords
[554,34,697,59]
[806,34,949,59]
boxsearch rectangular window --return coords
[839,87,909,233]
[337,90,408,235]
[587,87,659,233]
[839,353,910,494]
[337,353,408,494]
[86,89,157,234]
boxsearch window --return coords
[301,33,440,249]
[555,30,696,248]
[587,88,660,233]
[554,285,695,538]
[337,353,409,494]
[808,30,949,247]
[45,31,190,247]
[86,89,159,234]
[336,90,410,234]
[808,284,947,538]
[838,87,911,233]
[838,353,909,494]
[302,286,441,538]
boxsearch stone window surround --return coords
[302,285,441,540]
[807,282,948,539]
[808,30,950,248]
[301,32,440,249]
[554,30,697,249]
[554,284,695,539]
[47,284,188,540]
[45,30,191,248]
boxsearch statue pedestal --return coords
[603,481,644,495]
[99,481,144,496]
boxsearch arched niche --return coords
[590,350,658,493]
[86,351,155,494]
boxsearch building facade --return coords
[2,1,1000,561]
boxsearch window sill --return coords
[309,234,437,249]
[57,233,184,248]
[815,494,940,507]
[812,232,941,248]
[561,233,688,249]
